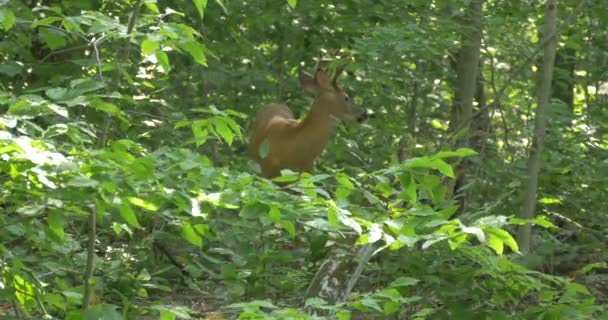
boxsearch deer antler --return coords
[332,64,348,85]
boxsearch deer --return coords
[249,65,367,178]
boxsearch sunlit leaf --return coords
[268,205,281,224]
[460,224,485,243]
[486,233,504,255]
[435,148,478,159]
[327,205,338,226]
[181,222,203,247]
[126,197,159,211]
[485,227,519,253]
[539,197,561,204]
[0,9,16,31]
[120,202,142,229]
[336,172,354,189]
[355,233,370,245]
[141,39,160,55]
[279,220,295,238]
[212,117,233,145]
[192,0,208,18]
[89,99,124,119]
[156,50,170,73]
[287,0,297,9]
[160,310,176,320]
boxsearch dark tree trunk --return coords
[448,0,484,212]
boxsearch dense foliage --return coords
[1,0,606,319]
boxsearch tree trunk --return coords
[448,0,484,212]
[517,0,559,253]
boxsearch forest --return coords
[0,0,607,319]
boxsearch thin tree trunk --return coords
[448,0,484,211]
[517,0,559,253]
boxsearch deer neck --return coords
[296,100,337,156]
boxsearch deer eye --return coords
[344,96,349,102]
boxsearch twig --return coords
[40,44,90,62]
[11,300,23,320]
[99,0,143,147]
[82,205,97,309]
[484,41,512,153]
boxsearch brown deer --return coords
[249,65,367,178]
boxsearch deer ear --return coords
[314,69,332,89]
[299,70,316,93]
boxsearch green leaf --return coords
[46,87,68,100]
[48,211,65,241]
[120,202,142,229]
[180,41,207,66]
[212,117,234,145]
[89,99,124,118]
[412,308,434,318]
[62,17,84,34]
[144,2,160,14]
[33,16,63,28]
[268,206,281,224]
[82,304,122,320]
[126,197,159,211]
[221,116,243,139]
[68,176,99,188]
[272,171,299,183]
[485,227,519,253]
[38,28,67,50]
[383,300,400,315]
[406,157,454,178]
[390,276,419,287]
[460,224,485,243]
[539,197,561,204]
[336,172,354,189]
[0,63,22,77]
[336,310,351,320]
[401,179,417,202]
[430,158,454,178]
[279,220,296,238]
[156,51,170,73]
[213,0,228,14]
[435,148,477,159]
[287,0,297,9]
[486,233,504,255]
[0,9,16,31]
[336,186,352,201]
[160,310,176,320]
[181,222,203,247]
[327,205,338,226]
[141,39,160,55]
[192,0,208,18]
[191,120,209,146]
[258,139,270,159]
[355,233,370,245]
